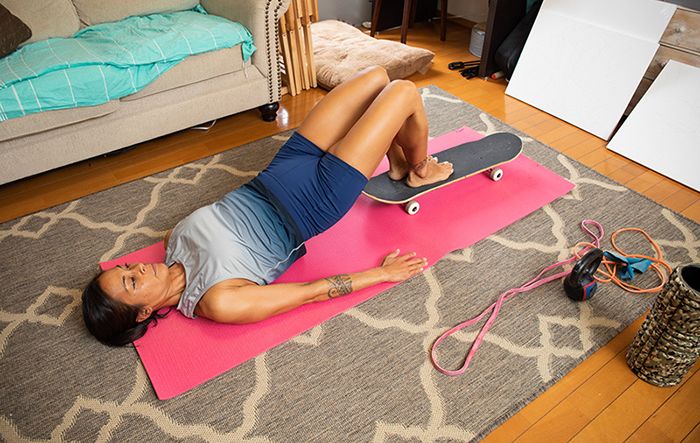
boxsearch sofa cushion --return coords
[0,100,118,142]
[311,20,435,90]
[72,0,199,26]
[0,5,31,57]
[1,0,80,45]
[121,46,246,102]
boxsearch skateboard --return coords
[362,132,522,215]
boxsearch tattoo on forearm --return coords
[325,275,352,298]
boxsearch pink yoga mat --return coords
[101,127,574,399]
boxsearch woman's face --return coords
[98,262,171,310]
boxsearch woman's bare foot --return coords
[406,156,454,187]
[388,161,409,181]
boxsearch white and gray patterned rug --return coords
[1,86,699,442]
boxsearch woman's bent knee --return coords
[383,80,420,109]
[388,80,418,96]
[355,65,390,87]
[368,66,390,87]
[389,79,414,88]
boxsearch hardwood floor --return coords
[1,20,698,442]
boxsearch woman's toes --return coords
[441,162,454,177]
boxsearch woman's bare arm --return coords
[196,250,427,324]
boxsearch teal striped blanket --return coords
[0,10,255,121]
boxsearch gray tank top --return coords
[165,184,305,318]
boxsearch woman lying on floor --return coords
[82,66,454,346]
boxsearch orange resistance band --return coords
[573,227,673,294]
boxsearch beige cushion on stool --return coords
[311,19,434,90]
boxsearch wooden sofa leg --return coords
[258,103,279,122]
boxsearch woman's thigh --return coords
[255,132,368,240]
[297,66,389,151]
[328,80,421,178]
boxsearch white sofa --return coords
[0,0,291,185]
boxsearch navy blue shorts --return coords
[251,131,369,241]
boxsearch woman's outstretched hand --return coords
[379,249,428,282]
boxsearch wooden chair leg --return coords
[401,0,412,44]
[371,0,383,37]
[440,0,448,41]
[409,0,418,28]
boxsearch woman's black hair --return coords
[81,272,170,347]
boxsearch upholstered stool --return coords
[370,0,448,44]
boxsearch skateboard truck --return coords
[402,167,504,215]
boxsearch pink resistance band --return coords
[431,220,605,376]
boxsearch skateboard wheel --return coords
[489,168,503,181]
[405,200,420,215]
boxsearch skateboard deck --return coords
[362,132,522,213]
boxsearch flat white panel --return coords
[505,0,675,140]
[608,61,700,191]
[544,0,675,41]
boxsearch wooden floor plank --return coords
[626,170,667,195]
[662,187,700,214]
[621,161,651,178]
[514,347,639,442]
[682,200,700,221]
[548,131,589,153]
[643,178,688,205]
[681,423,700,443]
[577,147,616,169]
[562,137,607,159]
[626,368,700,442]
[536,124,580,146]
[608,169,644,187]
[499,105,540,126]
[510,112,550,132]
[482,316,645,442]
[523,117,566,139]
[570,362,700,443]
[591,156,630,177]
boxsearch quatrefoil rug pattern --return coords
[1,86,698,442]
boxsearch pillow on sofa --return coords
[0,5,31,57]
[1,0,80,45]
[310,20,435,90]
[72,0,199,25]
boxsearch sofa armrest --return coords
[202,0,292,104]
